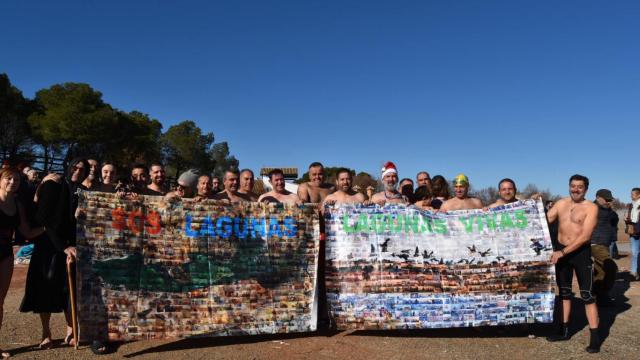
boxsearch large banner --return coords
[76,192,319,341]
[324,200,555,330]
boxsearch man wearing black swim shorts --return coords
[546,174,600,353]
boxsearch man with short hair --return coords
[212,176,221,193]
[195,174,213,199]
[589,189,619,307]
[147,162,167,195]
[258,169,301,205]
[323,168,365,205]
[625,187,640,281]
[130,163,149,193]
[370,162,407,205]
[488,178,518,208]
[440,174,483,211]
[238,169,258,201]
[213,170,250,203]
[546,174,600,353]
[297,162,335,203]
[416,171,431,190]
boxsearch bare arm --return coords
[297,183,310,203]
[546,201,559,223]
[471,198,483,209]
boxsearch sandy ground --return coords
[1,234,638,359]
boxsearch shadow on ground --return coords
[122,328,341,358]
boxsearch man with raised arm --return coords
[488,178,518,208]
[238,168,259,201]
[258,169,302,205]
[297,162,335,203]
[370,161,407,205]
[545,174,600,353]
[323,168,365,205]
[440,174,483,211]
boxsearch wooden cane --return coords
[66,258,79,350]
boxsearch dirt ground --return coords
[1,235,638,359]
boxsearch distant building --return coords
[259,167,299,193]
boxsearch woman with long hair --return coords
[20,158,89,349]
[430,175,451,210]
[0,168,46,358]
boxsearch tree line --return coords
[0,73,238,178]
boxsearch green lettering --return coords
[514,209,528,228]
[475,215,484,232]
[433,219,447,234]
[486,213,497,231]
[500,212,514,230]
[355,214,370,232]
[404,215,420,233]
[459,216,474,233]
[343,214,356,233]
[373,214,387,233]
[393,215,404,233]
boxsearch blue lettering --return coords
[283,216,297,237]
[234,217,249,240]
[184,214,199,237]
[216,216,233,238]
[268,216,283,237]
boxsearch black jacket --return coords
[590,201,619,246]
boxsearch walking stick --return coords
[66,258,79,350]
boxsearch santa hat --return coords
[381,161,398,177]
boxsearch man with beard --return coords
[370,162,407,205]
[212,176,221,193]
[238,169,258,201]
[323,168,365,205]
[297,162,335,203]
[546,175,600,353]
[258,169,301,205]
[488,178,518,208]
[440,174,483,211]
[130,163,149,194]
[146,162,167,195]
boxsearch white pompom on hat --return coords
[381,161,398,177]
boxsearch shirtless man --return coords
[370,161,407,205]
[258,169,301,205]
[297,162,335,203]
[323,168,365,205]
[440,174,482,211]
[147,162,167,195]
[213,170,251,203]
[488,178,518,208]
[545,174,600,353]
[238,168,258,201]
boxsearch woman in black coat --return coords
[20,158,88,349]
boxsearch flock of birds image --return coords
[345,237,553,266]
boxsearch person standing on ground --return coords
[625,187,640,281]
[0,168,46,359]
[546,174,600,353]
[590,189,619,307]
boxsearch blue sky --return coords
[2,1,639,200]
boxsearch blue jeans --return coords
[610,242,618,258]
[631,236,640,275]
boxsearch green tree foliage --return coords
[27,82,117,162]
[162,120,238,177]
[0,73,34,159]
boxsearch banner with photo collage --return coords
[76,192,320,341]
[324,200,556,330]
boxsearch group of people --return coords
[1,157,638,356]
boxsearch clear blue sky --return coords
[2,1,638,200]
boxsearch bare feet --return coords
[64,333,76,347]
[0,348,10,358]
[37,337,52,350]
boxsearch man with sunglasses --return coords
[589,189,619,307]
